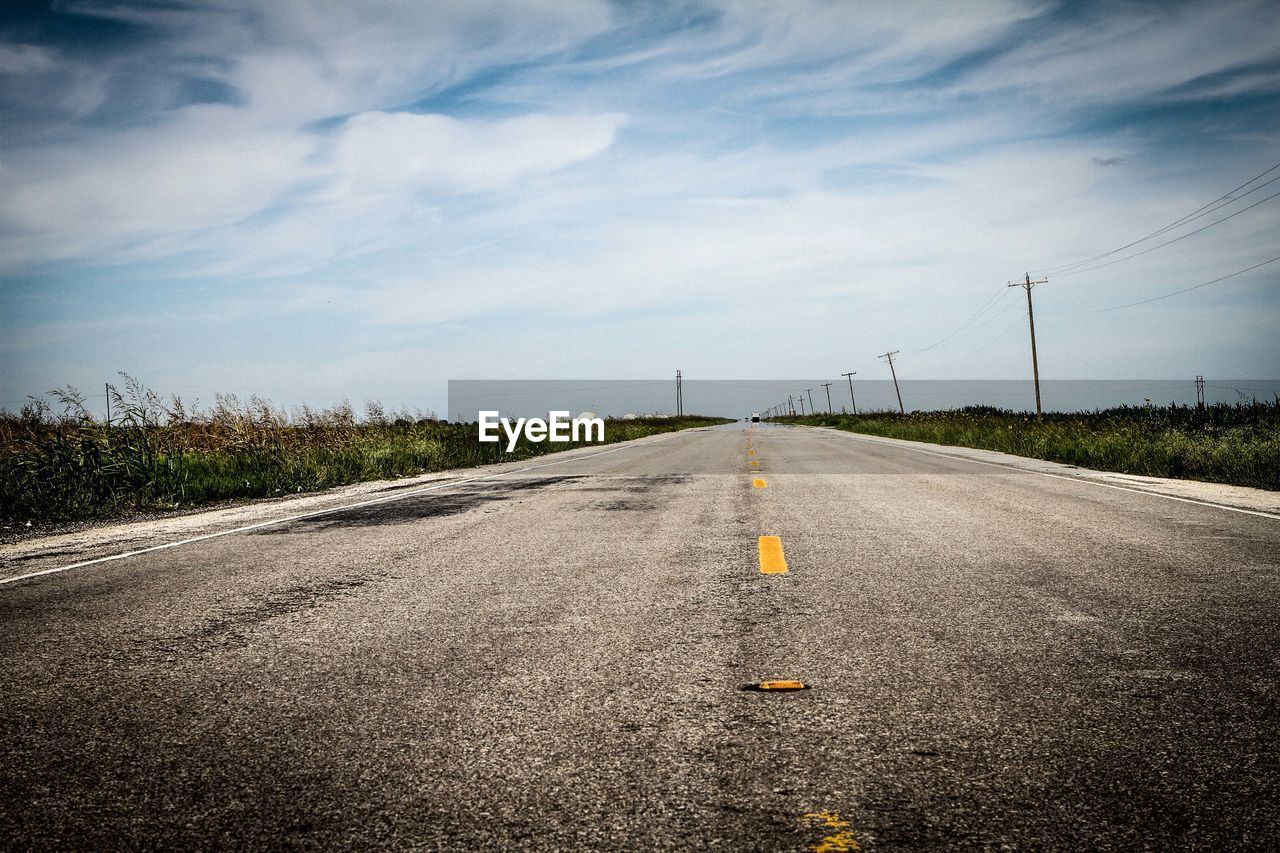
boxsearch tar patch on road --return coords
[142,573,385,656]
[570,474,693,512]
[255,476,584,532]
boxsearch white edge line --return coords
[1,433,678,587]
[822,427,1280,521]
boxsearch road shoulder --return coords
[805,425,1280,517]
[0,433,676,583]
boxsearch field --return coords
[775,402,1280,491]
[0,378,729,523]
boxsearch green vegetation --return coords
[775,402,1280,491]
[0,376,729,523]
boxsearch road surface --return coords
[3,423,1278,850]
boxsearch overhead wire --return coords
[1035,159,1280,276]
[908,284,1011,353]
[1052,186,1280,278]
[950,309,1030,367]
[840,162,1280,381]
[1066,254,1280,314]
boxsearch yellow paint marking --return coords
[801,811,860,852]
[803,811,849,829]
[758,535,788,574]
[747,449,756,456]
[750,460,760,467]
[752,478,767,489]
[759,679,805,690]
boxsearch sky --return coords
[1,0,1278,417]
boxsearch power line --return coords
[910,285,1011,353]
[1042,170,1280,275]
[949,309,1030,367]
[1067,254,1280,315]
[1036,159,1280,276]
[901,162,1279,380]
[903,295,1019,361]
[1054,186,1280,278]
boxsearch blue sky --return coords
[1,0,1278,416]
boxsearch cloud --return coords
[0,42,55,74]
[681,0,1041,79]
[0,0,623,271]
[334,111,628,196]
[0,107,319,268]
[0,107,626,273]
[955,0,1280,104]
[37,0,614,126]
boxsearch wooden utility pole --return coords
[880,351,904,414]
[1008,273,1048,415]
[798,393,805,416]
[805,388,814,414]
[821,382,833,413]
[841,371,857,415]
[675,370,683,417]
[1195,375,1205,409]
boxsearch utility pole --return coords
[821,383,833,413]
[805,388,814,414]
[798,394,805,416]
[1008,273,1048,416]
[105,381,111,426]
[1195,375,1205,409]
[675,370,683,417]
[788,395,794,416]
[880,351,904,414]
[841,371,857,415]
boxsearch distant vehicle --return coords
[750,413,761,423]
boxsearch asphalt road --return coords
[3,423,1279,850]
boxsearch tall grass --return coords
[776,402,1280,491]
[0,375,729,523]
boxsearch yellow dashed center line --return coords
[758,535,788,574]
[750,460,760,467]
[801,811,860,851]
[747,449,756,456]
[752,478,767,489]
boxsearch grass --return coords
[774,402,1280,491]
[0,375,730,523]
